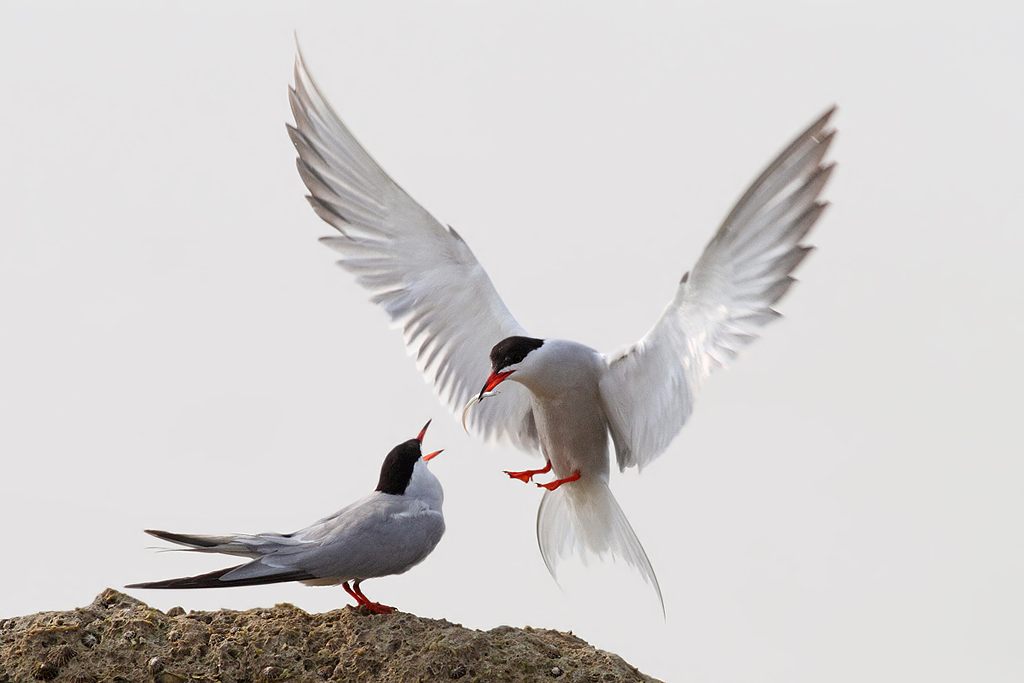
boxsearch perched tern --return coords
[287,47,835,610]
[128,422,444,614]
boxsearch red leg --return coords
[504,461,552,483]
[537,470,581,491]
[352,580,396,615]
[342,581,367,607]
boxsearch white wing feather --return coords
[600,108,837,471]
[288,48,540,454]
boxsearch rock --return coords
[0,589,661,682]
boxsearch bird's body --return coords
[128,424,444,613]
[519,340,609,482]
[287,46,836,610]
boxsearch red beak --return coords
[416,419,431,443]
[479,370,514,399]
[423,449,443,461]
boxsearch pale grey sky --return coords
[1,3,1021,681]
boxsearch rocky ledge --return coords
[0,590,660,683]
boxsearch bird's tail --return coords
[536,478,664,614]
[143,529,303,559]
[129,530,324,589]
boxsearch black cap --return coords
[375,439,424,495]
[489,336,544,371]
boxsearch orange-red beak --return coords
[417,420,441,460]
[416,419,431,443]
[479,370,514,399]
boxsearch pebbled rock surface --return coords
[0,590,661,683]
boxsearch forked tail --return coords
[536,478,664,615]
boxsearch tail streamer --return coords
[536,479,664,615]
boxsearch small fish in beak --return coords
[461,391,500,434]
[479,370,514,399]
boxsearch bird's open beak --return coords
[416,420,431,443]
[418,420,441,460]
[479,370,514,400]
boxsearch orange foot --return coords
[363,601,396,615]
[537,470,581,491]
[345,580,397,615]
[505,461,552,483]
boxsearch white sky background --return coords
[1,2,1022,681]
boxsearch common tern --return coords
[128,422,444,614]
[287,47,835,610]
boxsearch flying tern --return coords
[128,422,444,614]
[287,47,835,610]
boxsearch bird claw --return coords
[536,471,582,491]
[504,461,552,483]
[362,602,396,615]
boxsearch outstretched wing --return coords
[288,47,539,454]
[600,108,836,471]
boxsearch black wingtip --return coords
[127,565,244,590]
[814,104,838,129]
[127,564,318,590]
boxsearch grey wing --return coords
[288,493,445,580]
[131,529,324,588]
[600,107,837,471]
[288,47,539,454]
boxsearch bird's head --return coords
[479,336,546,399]
[375,420,443,495]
